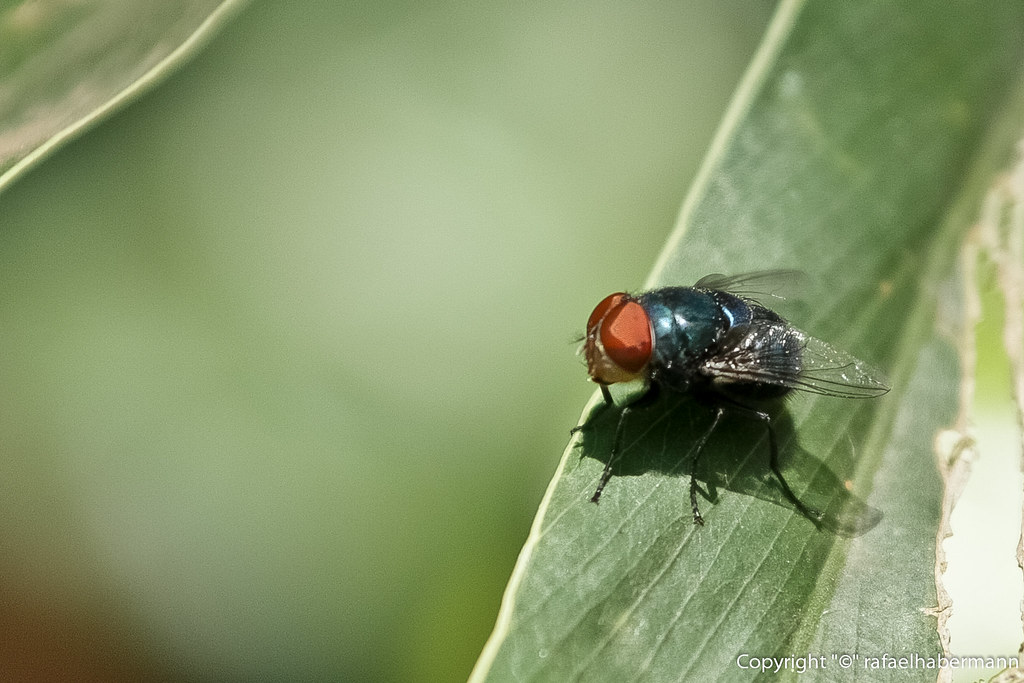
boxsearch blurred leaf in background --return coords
[0,0,247,191]
[0,1,774,680]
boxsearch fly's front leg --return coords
[590,382,660,504]
[569,385,616,438]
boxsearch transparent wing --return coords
[701,322,890,399]
[693,270,806,301]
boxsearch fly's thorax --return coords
[637,287,732,381]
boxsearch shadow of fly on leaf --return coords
[573,392,882,537]
[571,271,888,537]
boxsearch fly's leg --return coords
[589,404,631,503]
[590,383,660,504]
[763,411,824,526]
[728,402,823,526]
[688,406,726,526]
[570,385,616,437]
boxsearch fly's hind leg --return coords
[727,401,823,527]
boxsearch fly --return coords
[579,271,889,526]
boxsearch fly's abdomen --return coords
[714,299,801,400]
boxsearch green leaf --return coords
[0,0,247,194]
[472,1,1024,681]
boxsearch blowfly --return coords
[580,271,889,526]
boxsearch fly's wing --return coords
[693,270,806,302]
[702,322,890,399]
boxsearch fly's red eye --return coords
[584,292,653,385]
[587,293,628,337]
[600,300,652,373]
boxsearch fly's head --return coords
[584,293,654,386]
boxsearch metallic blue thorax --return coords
[637,287,781,392]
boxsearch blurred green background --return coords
[0,2,778,680]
